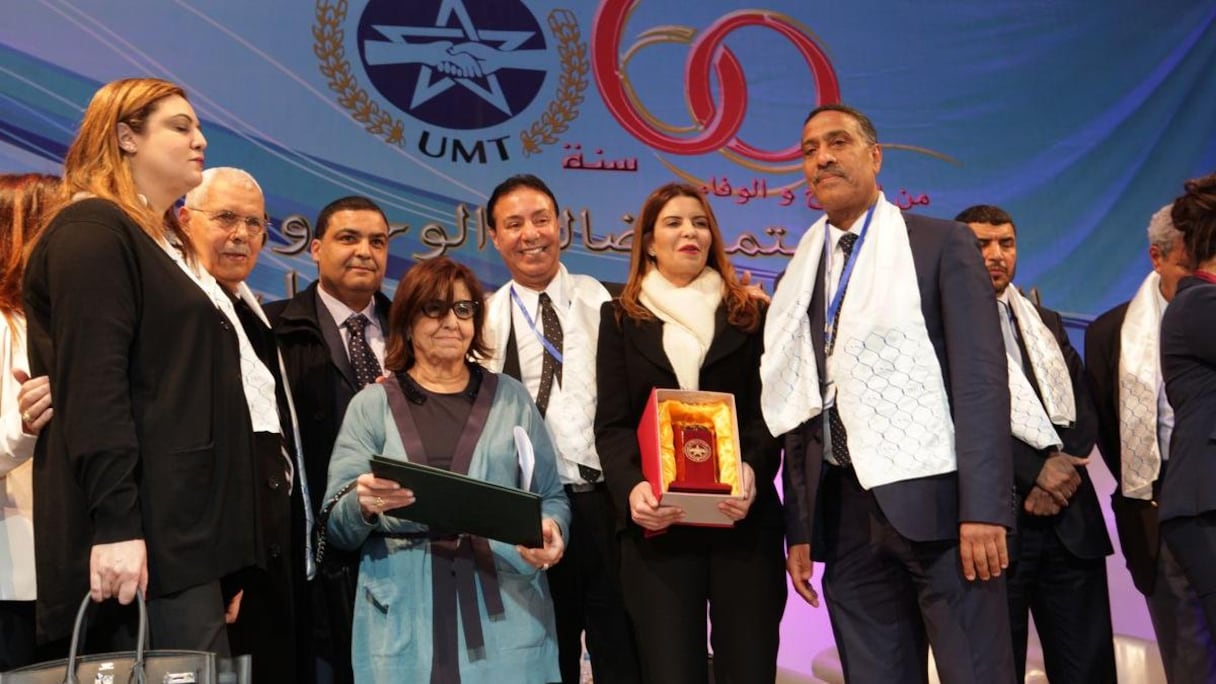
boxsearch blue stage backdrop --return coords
[2,0,1215,316]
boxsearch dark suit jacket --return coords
[781,213,1015,559]
[264,282,391,515]
[1010,304,1111,560]
[594,300,783,534]
[1085,301,1162,593]
[1159,276,1216,523]
[23,199,258,641]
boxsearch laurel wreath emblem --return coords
[313,0,407,147]
[520,9,589,157]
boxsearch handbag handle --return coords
[63,590,148,684]
[314,479,358,565]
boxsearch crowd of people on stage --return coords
[0,76,1214,684]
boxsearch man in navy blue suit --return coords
[772,104,1016,683]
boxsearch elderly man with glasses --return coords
[180,167,307,683]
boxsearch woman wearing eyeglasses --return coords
[323,256,570,684]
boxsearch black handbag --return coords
[0,590,219,684]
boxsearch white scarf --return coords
[483,265,608,474]
[1004,287,1075,449]
[761,195,956,489]
[638,268,723,391]
[1118,272,1165,500]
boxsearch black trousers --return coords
[0,600,35,670]
[546,485,641,684]
[1162,511,1216,636]
[619,521,785,684]
[1004,520,1114,683]
[223,432,298,682]
[820,465,1015,684]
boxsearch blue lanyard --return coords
[509,286,564,364]
[824,202,877,351]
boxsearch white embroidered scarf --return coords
[638,268,723,391]
[1118,272,1165,500]
[761,195,956,489]
[1004,286,1075,449]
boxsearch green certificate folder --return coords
[369,456,544,548]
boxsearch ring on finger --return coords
[21,411,31,424]
[540,563,549,571]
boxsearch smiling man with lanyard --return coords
[764,104,1016,683]
[481,175,641,684]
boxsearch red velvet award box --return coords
[636,388,743,527]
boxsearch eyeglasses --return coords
[186,207,270,237]
[420,299,480,320]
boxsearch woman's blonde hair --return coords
[43,78,196,259]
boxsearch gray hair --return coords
[185,167,263,207]
[1147,203,1182,252]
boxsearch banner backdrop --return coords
[3,1,1215,317]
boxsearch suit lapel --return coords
[631,315,677,380]
[703,306,745,369]
[809,250,828,381]
[315,289,358,389]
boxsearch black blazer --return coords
[1160,276,1216,523]
[23,199,258,641]
[1009,304,1111,560]
[264,282,391,514]
[594,300,783,533]
[781,213,1015,558]
[1085,301,1162,593]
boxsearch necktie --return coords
[998,300,1025,372]
[535,293,563,416]
[345,313,381,388]
[827,232,858,467]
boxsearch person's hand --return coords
[1035,452,1088,506]
[718,462,756,521]
[517,518,565,570]
[786,543,819,607]
[959,522,1008,581]
[89,539,147,604]
[14,370,52,435]
[628,481,683,531]
[356,472,414,521]
[739,270,771,304]
[225,589,244,625]
[1024,486,1062,516]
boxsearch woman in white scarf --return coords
[594,183,785,684]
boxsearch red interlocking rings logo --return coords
[592,1,840,167]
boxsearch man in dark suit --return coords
[264,196,392,684]
[774,104,1016,683]
[959,204,1114,682]
[1085,204,1216,682]
[481,175,641,683]
[181,167,305,683]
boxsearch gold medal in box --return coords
[658,399,739,495]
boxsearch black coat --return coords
[1160,276,1216,523]
[1009,304,1111,560]
[1085,301,1163,593]
[593,300,783,534]
[23,198,258,642]
[264,281,391,514]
